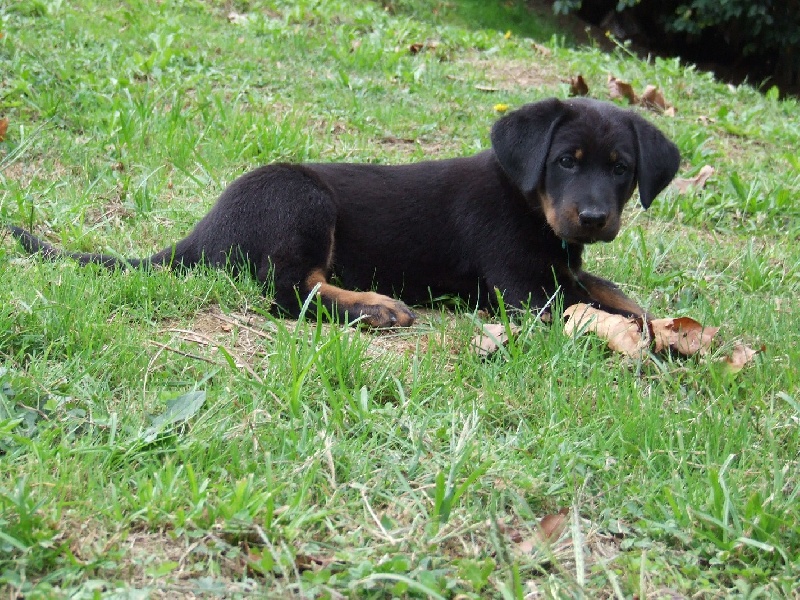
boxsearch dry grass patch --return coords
[461,55,563,93]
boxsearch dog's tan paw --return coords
[310,277,416,328]
[349,292,416,328]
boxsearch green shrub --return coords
[553,0,800,92]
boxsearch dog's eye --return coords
[612,162,628,175]
[558,156,577,169]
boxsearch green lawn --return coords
[1,0,799,597]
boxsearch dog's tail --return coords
[8,225,158,269]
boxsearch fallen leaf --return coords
[518,508,569,554]
[569,74,589,97]
[537,508,569,543]
[472,323,519,357]
[564,305,721,358]
[723,343,761,373]
[564,304,648,357]
[409,40,438,55]
[607,75,637,104]
[673,165,715,194]
[475,85,500,92]
[650,317,719,355]
[504,30,512,40]
[0,117,7,142]
[517,536,534,554]
[639,85,671,113]
[295,552,336,572]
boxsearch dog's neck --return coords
[561,239,584,272]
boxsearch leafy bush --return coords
[553,0,800,92]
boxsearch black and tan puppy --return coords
[10,98,680,327]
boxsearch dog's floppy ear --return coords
[629,113,681,209]
[490,98,566,195]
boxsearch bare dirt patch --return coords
[1,154,70,187]
[64,522,260,597]
[153,306,470,379]
[153,307,277,382]
[462,54,563,93]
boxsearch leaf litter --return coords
[563,303,759,368]
[673,165,715,193]
[473,304,759,371]
[499,506,621,585]
[471,323,520,357]
[559,74,677,115]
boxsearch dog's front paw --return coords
[350,293,416,328]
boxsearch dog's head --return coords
[491,97,680,244]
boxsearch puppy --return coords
[10,98,680,327]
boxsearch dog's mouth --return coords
[561,235,600,245]
[558,228,618,245]
[566,234,599,244]
[575,232,615,244]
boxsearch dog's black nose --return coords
[578,209,608,229]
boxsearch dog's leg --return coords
[304,268,416,328]
[575,271,645,317]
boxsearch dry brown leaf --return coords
[564,303,648,357]
[537,508,569,542]
[294,552,336,572]
[673,165,715,194]
[472,323,519,357]
[607,75,638,104]
[517,538,535,554]
[565,304,720,359]
[639,85,670,112]
[409,40,438,55]
[723,343,761,373]
[0,117,8,142]
[518,508,569,554]
[569,74,589,97]
[650,317,719,355]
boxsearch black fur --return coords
[9,98,680,327]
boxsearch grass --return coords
[1,0,799,597]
